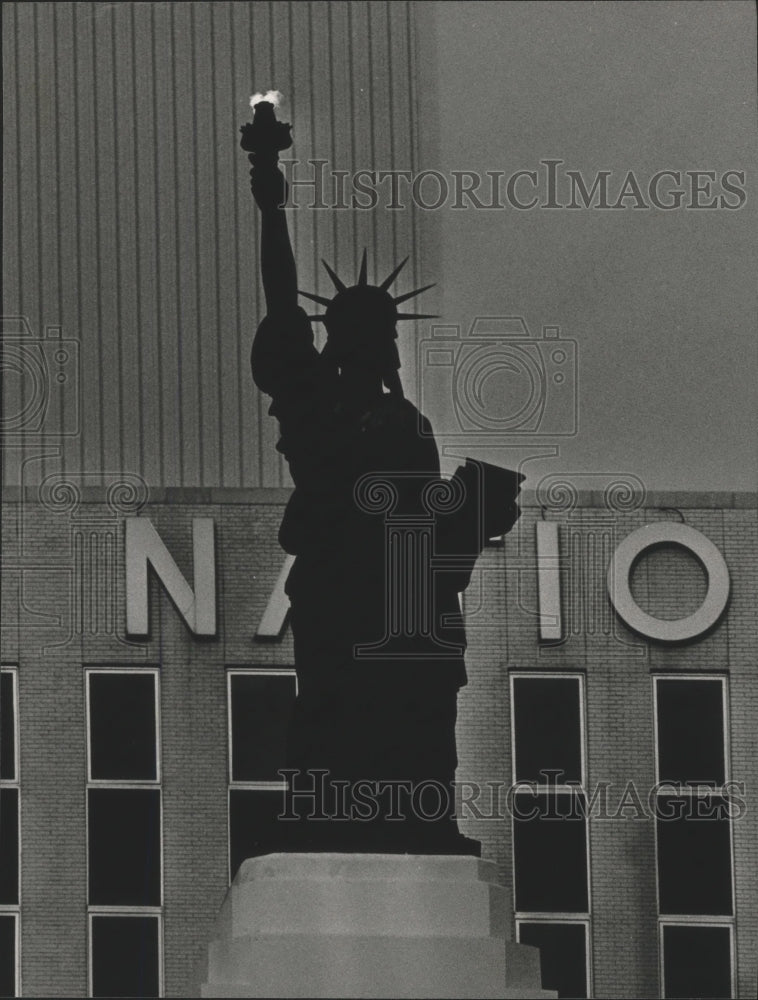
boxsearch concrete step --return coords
[199,853,558,999]
[205,934,549,998]
[232,852,502,885]
[215,875,509,939]
[202,983,556,999]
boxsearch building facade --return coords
[3,5,757,997]
[1,484,756,999]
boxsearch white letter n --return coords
[125,517,216,636]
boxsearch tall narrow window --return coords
[227,670,297,881]
[519,921,589,1000]
[89,914,160,999]
[661,924,732,1000]
[511,673,591,999]
[0,668,19,997]
[654,675,734,999]
[86,670,162,998]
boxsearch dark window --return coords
[230,674,296,783]
[91,915,159,998]
[656,679,725,785]
[0,789,18,906]
[513,792,588,912]
[513,677,582,784]
[88,789,161,906]
[519,921,587,999]
[0,915,15,998]
[657,797,732,915]
[0,674,15,781]
[89,673,157,781]
[662,924,731,999]
[229,788,287,881]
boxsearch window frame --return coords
[1,667,18,784]
[85,667,163,997]
[653,674,735,999]
[0,667,20,997]
[509,671,593,997]
[0,912,19,1000]
[654,789,734,918]
[86,786,163,909]
[516,916,592,999]
[658,918,735,1000]
[87,910,164,999]
[226,668,298,791]
[509,672,587,791]
[85,667,161,785]
[652,673,729,790]
[226,667,297,885]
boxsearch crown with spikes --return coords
[298,250,437,329]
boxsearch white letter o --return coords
[607,523,730,642]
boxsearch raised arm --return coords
[250,160,298,319]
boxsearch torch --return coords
[240,90,292,168]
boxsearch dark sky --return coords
[413,1,757,492]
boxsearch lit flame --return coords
[250,90,283,109]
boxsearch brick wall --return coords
[2,487,756,998]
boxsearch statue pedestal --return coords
[200,853,556,998]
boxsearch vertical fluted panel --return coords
[2,1,422,487]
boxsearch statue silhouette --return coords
[247,107,523,854]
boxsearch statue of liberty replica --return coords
[243,100,523,857]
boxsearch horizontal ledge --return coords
[1,485,756,509]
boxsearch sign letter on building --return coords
[256,554,294,640]
[536,521,562,641]
[125,517,217,636]
[607,523,730,642]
